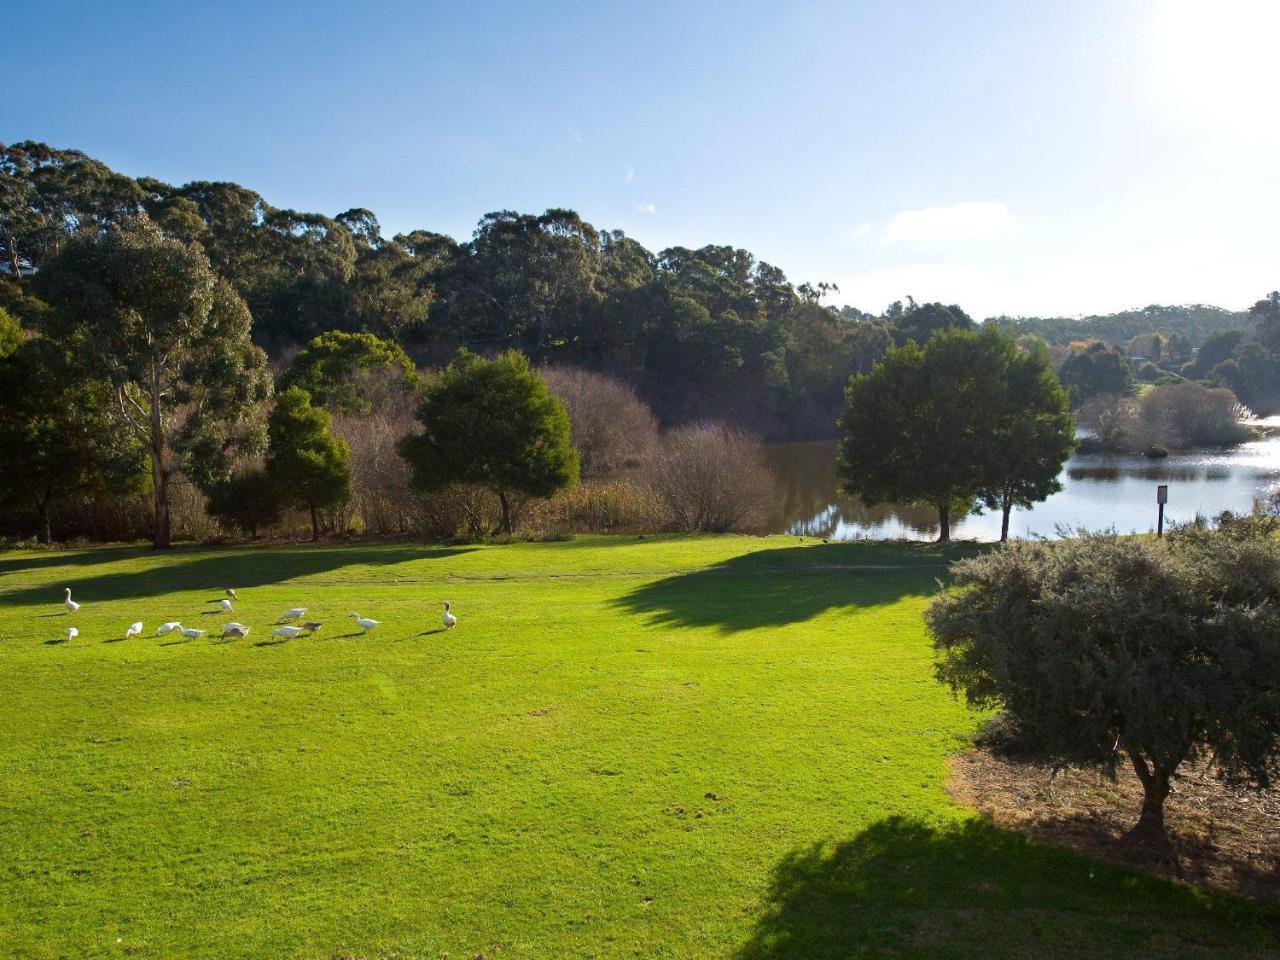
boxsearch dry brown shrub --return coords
[540,366,659,478]
[646,422,776,533]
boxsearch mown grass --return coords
[0,536,1276,959]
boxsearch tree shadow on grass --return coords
[0,545,475,609]
[0,545,153,577]
[612,543,981,633]
[734,817,1280,960]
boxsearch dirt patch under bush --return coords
[947,749,1280,903]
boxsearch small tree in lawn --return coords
[837,329,994,541]
[975,338,1076,541]
[266,387,350,541]
[35,221,271,548]
[398,349,578,534]
[926,526,1280,844]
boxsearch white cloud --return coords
[637,201,656,214]
[844,222,873,242]
[881,201,1015,245]
[625,164,636,184]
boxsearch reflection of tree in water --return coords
[766,441,943,538]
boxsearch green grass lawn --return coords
[1,536,1276,959]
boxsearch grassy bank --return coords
[1,537,1276,958]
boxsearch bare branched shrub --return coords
[540,366,659,478]
[333,410,419,535]
[646,422,776,532]
[1136,382,1251,448]
[169,479,219,542]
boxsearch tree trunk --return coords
[1127,750,1172,843]
[36,496,51,545]
[5,229,20,278]
[937,503,951,542]
[148,357,171,549]
[310,504,320,542]
[1000,502,1012,542]
[497,490,512,535]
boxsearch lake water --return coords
[765,425,1280,541]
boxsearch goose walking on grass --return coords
[63,588,80,615]
[220,622,249,639]
[124,621,143,641]
[279,607,307,622]
[350,613,380,634]
[179,626,205,640]
[156,621,182,637]
[272,625,304,640]
[65,627,78,642]
[220,598,234,613]
[300,621,323,634]
[442,601,457,630]
[226,588,238,601]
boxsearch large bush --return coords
[540,366,659,478]
[926,525,1280,842]
[647,422,775,533]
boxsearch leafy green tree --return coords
[1058,340,1133,407]
[838,329,1001,541]
[0,337,147,542]
[398,350,578,533]
[975,338,1076,541]
[0,306,22,358]
[280,330,419,415]
[205,469,283,539]
[265,387,350,541]
[1181,329,1243,380]
[35,221,272,547]
[1214,342,1280,415]
[927,524,1280,843]
[1249,291,1280,354]
[890,301,973,347]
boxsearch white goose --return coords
[272,625,304,640]
[179,626,205,640]
[226,588,238,601]
[220,622,249,639]
[351,613,380,634]
[279,607,307,622]
[124,621,143,640]
[442,601,458,630]
[220,598,234,613]
[63,588,80,615]
[156,621,182,636]
[66,627,78,642]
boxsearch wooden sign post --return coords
[1157,484,1168,537]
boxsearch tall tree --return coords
[975,338,1077,541]
[837,329,1000,541]
[398,350,578,534]
[265,387,350,541]
[1058,340,1133,407]
[1248,290,1280,354]
[0,337,147,543]
[280,330,419,416]
[890,301,973,347]
[35,221,271,547]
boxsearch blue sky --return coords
[7,0,1278,317]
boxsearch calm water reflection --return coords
[765,433,1280,542]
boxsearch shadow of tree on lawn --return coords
[612,543,982,633]
[735,817,1280,960]
[0,545,475,609]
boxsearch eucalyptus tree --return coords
[35,221,271,547]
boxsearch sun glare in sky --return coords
[1147,0,1280,140]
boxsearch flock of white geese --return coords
[58,587,459,643]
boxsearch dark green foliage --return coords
[0,307,22,358]
[265,388,350,541]
[837,329,1000,541]
[34,221,272,547]
[1248,291,1280,354]
[1058,340,1133,407]
[989,304,1249,349]
[1182,329,1244,380]
[927,526,1280,840]
[888,300,973,347]
[279,330,419,416]
[1214,342,1280,415]
[973,338,1076,541]
[398,350,578,533]
[205,469,283,538]
[0,337,147,542]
